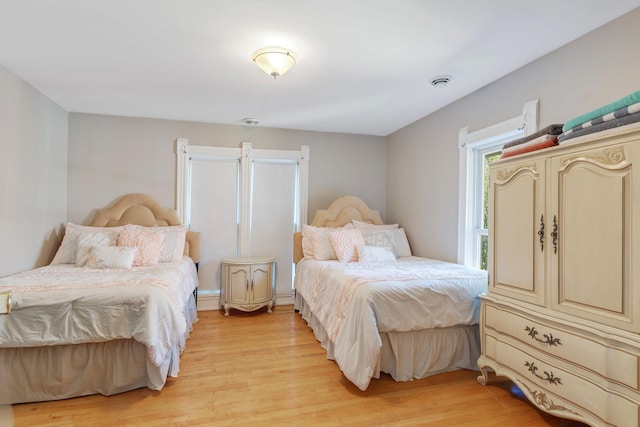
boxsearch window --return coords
[476,146,503,270]
[457,100,538,269]
[176,140,309,309]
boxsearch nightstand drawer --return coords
[485,334,639,427]
[484,303,639,390]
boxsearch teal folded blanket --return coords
[563,89,640,132]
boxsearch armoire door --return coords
[489,158,546,306]
[550,142,639,332]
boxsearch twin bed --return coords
[293,196,488,390]
[0,194,200,404]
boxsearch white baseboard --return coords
[196,293,220,311]
[195,293,295,311]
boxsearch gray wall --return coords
[67,113,387,226]
[0,65,68,276]
[386,8,640,263]
[3,6,639,276]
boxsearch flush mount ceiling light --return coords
[252,46,297,79]
[430,75,452,88]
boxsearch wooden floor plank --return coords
[6,306,588,426]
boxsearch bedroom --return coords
[1,1,640,425]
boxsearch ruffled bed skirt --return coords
[0,295,197,404]
[295,292,480,386]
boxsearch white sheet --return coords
[0,257,198,368]
[294,256,487,390]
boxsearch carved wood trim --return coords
[495,164,538,182]
[560,147,626,170]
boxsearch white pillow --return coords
[84,246,137,269]
[388,228,412,257]
[74,231,121,266]
[360,228,412,257]
[352,220,399,230]
[330,228,365,262]
[302,224,336,260]
[357,245,396,263]
[361,228,397,256]
[51,223,124,265]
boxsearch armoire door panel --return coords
[551,144,635,330]
[495,176,535,290]
[557,163,626,313]
[489,160,546,306]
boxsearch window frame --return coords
[175,139,309,308]
[457,99,538,268]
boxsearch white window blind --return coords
[176,139,309,306]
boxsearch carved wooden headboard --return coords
[293,196,383,263]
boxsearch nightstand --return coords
[220,257,276,316]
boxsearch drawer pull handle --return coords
[525,326,562,346]
[525,361,562,385]
[551,215,559,254]
[537,214,544,251]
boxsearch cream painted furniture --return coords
[478,124,640,427]
[220,257,276,316]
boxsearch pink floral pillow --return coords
[123,224,187,262]
[330,228,365,262]
[117,227,165,266]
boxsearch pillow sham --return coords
[301,224,317,258]
[352,219,399,230]
[84,246,137,269]
[330,228,365,262]
[123,224,187,262]
[302,224,358,261]
[117,227,165,266]
[52,223,124,265]
[361,228,397,256]
[388,228,412,257]
[74,230,121,266]
[360,228,412,257]
[302,224,336,260]
[357,245,396,263]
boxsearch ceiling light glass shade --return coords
[252,46,297,79]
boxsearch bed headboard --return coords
[89,193,201,263]
[293,196,383,263]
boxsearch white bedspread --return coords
[294,256,488,390]
[0,257,198,367]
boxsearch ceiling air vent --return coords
[430,75,451,88]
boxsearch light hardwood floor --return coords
[7,306,588,426]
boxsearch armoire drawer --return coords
[484,334,639,427]
[483,303,639,390]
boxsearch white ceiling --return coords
[1,1,639,136]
